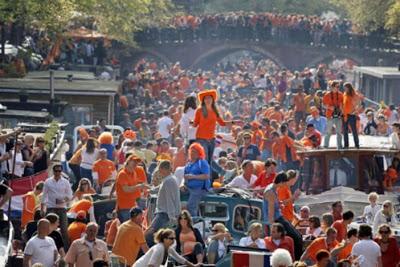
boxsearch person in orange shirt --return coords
[322,80,344,149]
[92,148,116,192]
[193,89,233,162]
[268,104,285,123]
[112,207,148,266]
[300,227,339,264]
[292,86,306,125]
[331,228,358,262]
[277,170,301,222]
[251,121,264,150]
[273,125,298,171]
[67,210,87,243]
[68,194,96,223]
[331,210,354,242]
[21,181,44,229]
[114,155,148,222]
[104,210,120,248]
[342,82,360,149]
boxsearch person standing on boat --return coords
[31,137,50,174]
[342,82,360,149]
[192,89,234,163]
[264,172,303,260]
[184,143,210,217]
[322,80,344,149]
[21,181,44,229]
[41,164,73,248]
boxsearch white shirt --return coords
[80,148,99,169]
[351,239,381,267]
[389,132,400,150]
[174,167,185,187]
[179,108,196,141]
[227,174,257,189]
[239,236,266,249]
[8,151,25,177]
[133,243,186,267]
[329,168,347,186]
[373,209,398,234]
[157,116,174,139]
[363,204,381,225]
[24,236,57,267]
[42,176,73,208]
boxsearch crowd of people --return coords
[1,20,400,267]
[136,12,392,50]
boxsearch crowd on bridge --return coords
[137,12,391,50]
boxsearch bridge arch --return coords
[128,49,173,68]
[307,53,363,68]
[190,43,286,70]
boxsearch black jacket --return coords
[175,227,205,254]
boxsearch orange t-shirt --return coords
[69,199,92,214]
[193,108,226,140]
[277,184,294,222]
[112,220,146,265]
[332,220,346,242]
[92,159,116,185]
[337,243,353,261]
[21,192,37,228]
[252,129,264,150]
[322,91,343,118]
[306,237,339,262]
[106,218,121,247]
[67,221,87,242]
[293,93,306,112]
[115,168,139,210]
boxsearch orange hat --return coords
[76,210,87,220]
[126,154,142,163]
[198,89,217,103]
[98,132,113,144]
[123,129,136,140]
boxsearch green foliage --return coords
[44,121,60,152]
[201,0,341,15]
[330,0,398,33]
[0,0,175,44]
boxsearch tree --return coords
[200,0,341,16]
[330,0,395,32]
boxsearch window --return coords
[199,202,228,219]
[233,205,261,232]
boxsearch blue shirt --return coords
[306,115,327,135]
[237,144,261,161]
[184,159,211,189]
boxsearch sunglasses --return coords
[54,170,62,173]
[167,237,175,240]
[81,183,89,185]
[384,205,390,208]
[379,230,390,234]
[243,137,251,139]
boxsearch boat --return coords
[0,214,13,267]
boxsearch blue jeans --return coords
[117,209,131,223]
[196,138,215,163]
[187,187,207,217]
[146,212,170,246]
[80,167,93,183]
[324,117,343,149]
[343,114,359,148]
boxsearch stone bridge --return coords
[125,40,399,71]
